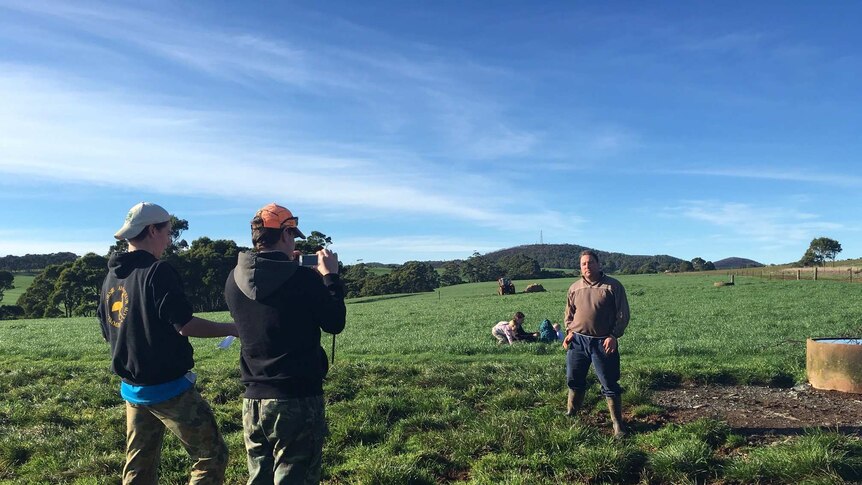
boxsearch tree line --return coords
[0,244,715,320]
[484,244,722,275]
[339,252,572,298]
[0,252,78,271]
[2,234,572,318]
[3,218,341,320]
[4,227,844,320]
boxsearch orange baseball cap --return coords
[252,203,306,239]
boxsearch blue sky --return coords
[1,1,860,265]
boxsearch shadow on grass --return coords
[733,425,862,436]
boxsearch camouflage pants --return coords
[242,396,327,485]
[124,387,229,485]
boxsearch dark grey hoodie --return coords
[224,250,345,399]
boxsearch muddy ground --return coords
[652,383,862,436]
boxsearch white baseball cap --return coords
[114,202,171,240]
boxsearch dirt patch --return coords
[653,383,862,434]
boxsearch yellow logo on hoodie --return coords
[105,286,129,328]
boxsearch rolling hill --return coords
[483,244,686,274]
[713,257,764,270]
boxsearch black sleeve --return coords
[150,262,194,331]
[311,272,346,335]
[96,293,109,342]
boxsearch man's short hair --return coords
[580,249,600,264]
[251,216,285,251]
[128,221,170,244]
[513,311,525,321]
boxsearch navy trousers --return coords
[566,333,622,397]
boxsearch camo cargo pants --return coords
[124,387,228,485]
[242,395,327,485]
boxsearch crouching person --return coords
[224,203,346,484]
[98,202,238,484]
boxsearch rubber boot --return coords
[605,396,627,438]
[565,389,585,417]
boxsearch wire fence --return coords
[728,266,862,283]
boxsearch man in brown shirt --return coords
[562,250,630,437]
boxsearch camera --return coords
[298,254,318,267]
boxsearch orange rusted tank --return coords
[807,338,862,393]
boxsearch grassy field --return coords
[3,274,862,483]
[0,274,34,306]
[367,266,393,276]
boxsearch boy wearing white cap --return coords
[98,202,239,484]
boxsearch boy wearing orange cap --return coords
[224,203,346,484]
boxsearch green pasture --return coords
[2,275,862,483]
[542,267,577,275]
[345,275,862,384]
[368,266,393,276]
[0,274,34,306]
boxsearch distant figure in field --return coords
[97,202,238,484]
[512,312,539,342]
[538,319,565,343]
[562,250,630,438]
[491,311,537,344]
[491,319,518,344]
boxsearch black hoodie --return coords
[224,250,346,399]
[98,250,195,385]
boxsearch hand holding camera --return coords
[297,249,338,275]
[316,248,338,276]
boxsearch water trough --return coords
[807,338,862,393]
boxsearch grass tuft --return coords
[725,430,862,483]
[649,438,716,483]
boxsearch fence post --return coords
[814,266,818,281]
[797,269,801,280]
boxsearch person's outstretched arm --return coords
[179,317,239,338]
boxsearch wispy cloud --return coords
[1,0,325,89]
[0,66,569,231]
[428,90,540,159]
[669,167,862,188]
[667,200,842,249]
[1,0,543,161]
[334,235,503,257]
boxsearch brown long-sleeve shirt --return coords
[564,273,630,338]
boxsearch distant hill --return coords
[712,257,764,270]
[484,244,685,274]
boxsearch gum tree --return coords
[803,237,842,267]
